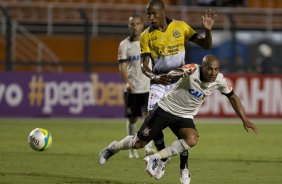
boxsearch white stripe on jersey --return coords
[158,64,233,118]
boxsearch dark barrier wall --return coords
[0,73,281,118]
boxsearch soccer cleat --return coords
[154,157,171,180]
[98,141,118,165]
[180,167,191,184]
[129,149,139,159]
[144,155,159,177]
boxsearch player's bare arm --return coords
[167,67,196,80]
[140,56,171,85]
[227,93,259,135]
[192,9,216,49]
[119,61,134,92]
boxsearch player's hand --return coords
[243,120,258,135]
[126,82,134,92]
[202,9,216,30]
[152,74,171,85]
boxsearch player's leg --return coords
[98,135,147,165]
[145,84,172,178]
[147,84,167,154]
[179,150,190,184]
[125,92,139,158]
[145,117,198,180]
[148,128,198,160]
[140,92,156,156]
[98,105,167,165]
[127,117,139,158]
[173,119,197,184]
[149,131,171,180]
[169,124,190,183]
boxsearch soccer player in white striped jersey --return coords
[118,15,155,159]
[98,55,258,182]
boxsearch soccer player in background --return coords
[139,0,216,183]
[98,55,258,183]
[118,15,155,159]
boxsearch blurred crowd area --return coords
[2,0,282,8]
[0,0,281,74]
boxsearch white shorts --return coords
[147,83,176,111]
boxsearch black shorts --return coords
[124,92,149,118]
[137,105,196,142]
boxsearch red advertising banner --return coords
[199,74,282,118]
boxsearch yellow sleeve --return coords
[140,30,150,56]
[182,21,197,40]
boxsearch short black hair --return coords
[147,0,165,10]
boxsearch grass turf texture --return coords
[0,118,281,184]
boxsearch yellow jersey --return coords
[140,18,197,74]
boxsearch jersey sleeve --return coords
[182,21,197,40]
[217,74,233,94]
[140,30,151,58]
[180,63,197,73]
[118,40,128,62]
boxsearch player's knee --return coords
[185,135,198,147]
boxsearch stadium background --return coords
[0,0,281,118]
[0,1,282,184]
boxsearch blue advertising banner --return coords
[0,73,124,117]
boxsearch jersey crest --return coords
[173,30,181,38]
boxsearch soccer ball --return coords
[28,128,52,151]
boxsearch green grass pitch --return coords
[0,118,282,184]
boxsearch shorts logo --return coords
[173,30,181,38]
[142,126,151,137]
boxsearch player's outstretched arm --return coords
[227,93,259,135]
[167,68,195,80]
[192,9,216,49]
[202,9,216,31]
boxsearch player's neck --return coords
[130,34,140,41]
[158,21,168,32]
[158,17,171,32]
[199,67,206,82]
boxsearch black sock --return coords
[180,150,189,170]
[153,132,167,162]
[153,132,165,151]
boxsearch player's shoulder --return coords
[119,36,132,48]
[171,19,189,27]
[120,36,131,44]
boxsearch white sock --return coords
[145,140,153,150]
[155,139,190,159]
[114,135,135,151]
[127,120,136,136]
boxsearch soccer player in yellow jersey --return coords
[139,0,216,183]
